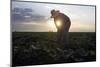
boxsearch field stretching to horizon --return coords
[12,32,96,66]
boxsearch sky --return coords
[11,1,96,32]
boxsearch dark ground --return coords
[12,32,96,66]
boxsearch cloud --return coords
[70,22,95,32]
[12,7,46,23]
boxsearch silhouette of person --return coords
[51,9,71,49]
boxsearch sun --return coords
[47,19,62,29]
[56,20,61,27]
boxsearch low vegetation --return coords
[12,32,96,66]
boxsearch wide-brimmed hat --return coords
[51,9,60,18]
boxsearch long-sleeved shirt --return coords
[54,13,71,32]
